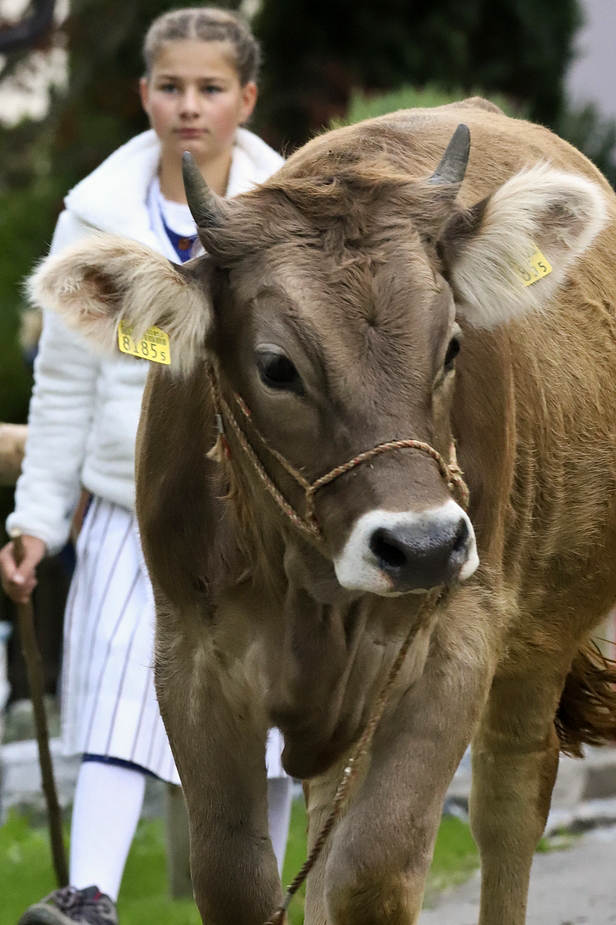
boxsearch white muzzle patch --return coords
[333,499,479,595]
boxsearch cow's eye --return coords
[256,348,304,394]
[444,337,460,372]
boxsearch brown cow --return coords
[28,99,616,925]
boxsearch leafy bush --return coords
[556,102,616,188]
[0,176,63,425]
[255,0,581,148]
[334,83,525,127]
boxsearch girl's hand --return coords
[0,535,47,604]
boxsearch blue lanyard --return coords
[159,206,198,263]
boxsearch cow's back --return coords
[290,99,615,203]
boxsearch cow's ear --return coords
[438,164,608,328]
[27,233,213,375]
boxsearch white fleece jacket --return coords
[7,128,283,554]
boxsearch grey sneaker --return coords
[17,886,118,925]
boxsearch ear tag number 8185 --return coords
[117,322,171,365]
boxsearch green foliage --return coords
[254,0,581,148]
[116,819,201,925]
[333,83,525,128]
[0,811,201,925]
[0,173,62,423]
[426,815,479,900]
[0,116,63,422]
[0,810,61,923]
[556,102,616,188]
[536,829,579,853]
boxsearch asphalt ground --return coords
[420,825,616,925]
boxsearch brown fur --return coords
[556,641,616,756]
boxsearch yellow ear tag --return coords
[117,322,171,365]
[515,243,553,287]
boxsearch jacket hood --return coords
[64,127,283,245]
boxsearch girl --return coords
[0,9,291,925]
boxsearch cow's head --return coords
[30,124,607,598]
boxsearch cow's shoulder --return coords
[136,362,240,608]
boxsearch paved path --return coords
[420,826,616,925]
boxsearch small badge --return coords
[117,321,171,365]
[515,244,553,287]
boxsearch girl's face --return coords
[140,40,257,166]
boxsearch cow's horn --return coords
[182,151,228,228]
[428,124,471,186]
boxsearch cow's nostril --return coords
[452,517,469,554]
[369,529,408,570]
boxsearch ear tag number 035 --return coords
[515,244,553,287]
[117,322,171,365]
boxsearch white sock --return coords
[69,761,146,902]
[70,763,292,897]
[267,776,293,874]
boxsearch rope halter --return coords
[208,366,470,540]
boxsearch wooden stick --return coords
[13,533,69,887]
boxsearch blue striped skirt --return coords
[60,497,286,782]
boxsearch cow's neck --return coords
[265,543,436,778]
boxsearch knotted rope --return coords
[208,366,469,537]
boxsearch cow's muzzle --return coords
[334,500,479,595]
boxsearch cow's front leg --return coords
[302,757,349,925]
[470,660,567,925]
[312,616,493,925]
[154,607,282,925]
